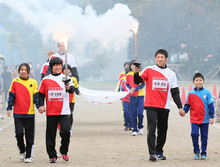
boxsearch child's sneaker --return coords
[18,153,25,161]
[50,158,57,163]
[61,154,69,161]
[201,155,207,160]
[194,153,199,160]
[24,158,33,163]
[139,129,143,135]
[157,153,166,160]
[132,131,138,136]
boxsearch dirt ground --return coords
[0,91,220,167]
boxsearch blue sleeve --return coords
[208,103,215,119]
[7,92,15,111]
[118,80,124,92]
[135,82,145,90]
[120,80,127,92]
[33,92,40,109]
[183,104,191,113]
[207,91,215,105]
[125,83,131,90]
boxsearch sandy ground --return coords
[0,92,220,167]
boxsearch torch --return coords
[130,19,141,67]
[61,37,71,84]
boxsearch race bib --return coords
[48,87,64,101]
[152,77,168,91]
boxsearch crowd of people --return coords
[1,47,216,164]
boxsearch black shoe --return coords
[157,153,166,160]
[149,154,158,162]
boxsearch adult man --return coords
[49,42,79,82]
[39,57,74,163]
[133,49,184,161]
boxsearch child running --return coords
[7,63,39,163]
[181,72,215,160]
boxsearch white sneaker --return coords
[139,129,143,135]
[24,158,33,163]
[132,132,138,136]
[18,153,24,161]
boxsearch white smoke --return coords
[0,0,136,52]
[0,0,138,80]
[0,27,8,34]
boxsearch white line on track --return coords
[0,121,13,132]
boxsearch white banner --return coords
[79,86,129,104]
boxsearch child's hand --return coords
[179,108,185,117]
[39,106,46,114]
[130,88,136,94]
[7,110,12,117]
[209,118,214,125]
